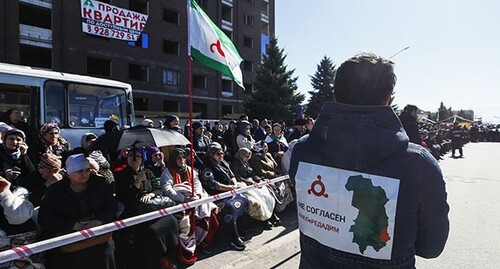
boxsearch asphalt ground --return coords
[188,142,500,269]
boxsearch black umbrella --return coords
[88,127,190,153]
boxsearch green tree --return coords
[389,92,399,111]
[305,56,336,118]
[244,37,304,122]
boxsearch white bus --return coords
[0,62,135,147]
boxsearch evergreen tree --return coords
[389,92,399,111]
[244,37,304,123]
[305,56,336,118]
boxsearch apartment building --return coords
[0,0,275,119]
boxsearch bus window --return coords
[0,83,33,125]
[44,81,65,125]
[67,83,128,128]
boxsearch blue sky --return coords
[275,0,500,123]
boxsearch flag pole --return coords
[187,0,195,197]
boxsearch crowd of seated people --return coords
[0,113,310,269]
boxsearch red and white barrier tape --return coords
[0,175,289,263]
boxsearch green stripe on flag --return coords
[191,48,244,88]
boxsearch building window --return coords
[243,60,253,72]
[163,8,179,25]
[244,36,254,49]
[222,4,232,22]
[163,70,180,86]
[244,0,255,5]
[19,44,51,69]
[192,75,206,89]
[222,105,233,116]
[87,57,111,77]
[128,33,149,49]
[19,2,51,29]
[163,40,179,55]
[221,78,233,93]
[163,100,179,112]
[129,64,149,81]
[193,102,208,118]
[129,0,149,14]
[134,97,149,111]
[243,13,254,27]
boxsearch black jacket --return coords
[399,111,422,145]
[38,175,118,237]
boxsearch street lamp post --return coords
[389,46,410,60]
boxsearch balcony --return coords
[222,0,233,7]
[261,12,269,23]
[19,24,52,48]
[222,20,233,31]
[20,0,52,9]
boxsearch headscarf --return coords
[168,148,185,170]
[168,148,193,187]
[164,115,179,127]
[40,123,60,136]
[235,147,252,163]
[128,145,146,167]
[145,146,160,166]
[207,142,224,157]
[80,133,97,149]
[237,120,251,135]
[39,152,62,170]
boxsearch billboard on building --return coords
[80,0,148,41]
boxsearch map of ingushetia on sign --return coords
[345,175,391,254]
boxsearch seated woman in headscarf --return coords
[20,152,62,207]
[231,148,280,228]
[113,145,180,269]
[144,146,166,178]
[36,123,70,160]
[0,129,35,186]
[236,120,255,150]
[81,133,115,191]
[0,175,41,268]
[38,153,117,269]
[250,141,281,179]
[264,123,289,163]
[250,141,293,213]
[199,142,249,251]
[164,115,183,134]
[160,148,219,265]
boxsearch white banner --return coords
[295,162,400,260]
[80,0,148,41]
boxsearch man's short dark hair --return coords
[334,52,396,106]
[404,104,418,113]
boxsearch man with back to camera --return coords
[289,53,449,269]
[399,104,423,145]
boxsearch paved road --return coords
[190,142,500,269]
[416,143,500,269]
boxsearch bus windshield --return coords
[45,81,130,128]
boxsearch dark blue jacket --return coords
[290,102,449,269]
